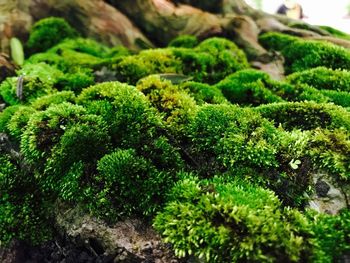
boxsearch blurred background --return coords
[246,0,350,33]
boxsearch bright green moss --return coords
[77,82,162,148]
[114,37,248,85]
[43,114,111,193]
[56,67,95,93]
[282,40,350,73]
[168,35,199,48]
[136,75,197,132]
[154,177,310,262]
[7,106,36,141]
[31,91,76,111]
[115,49,182,85]
[308,128,350,180]
[259,32,299,51]
[215,69,285,105]
[180,81,228,105]
[0,105,21,133]
[190,37,249,83]
[319,90,350,108]
[26,52,69,71]
[308,209,350,262]
[49,38,111,58]
[187,104,280,176]
[20,102,87,165]
[27,17,78,54]
[287,67,350,92]
[256,101,350,131]
[0,63,64,105]
[93,149,175,221]
[319,25,350,40]
[0,155,53,245]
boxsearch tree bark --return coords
[0,0,153,53]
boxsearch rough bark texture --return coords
[0,0,152,53]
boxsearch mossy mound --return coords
[26,17,78,54]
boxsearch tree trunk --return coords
[1,0,348,67]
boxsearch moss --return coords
[319,25,350,41]
[76,82,162,149]
[114,37,249,85]
[259,32,299,51]
[93,149,175,221]
[180,81,228,105]
[20,102,87,165]
[0,155,53,245]
[154,177,311,262]
[187,104,280,176]
[308,128,350,181]
[215,69,285,105]
[136,75,197,133]
[0,105,21,133]
[168,35,199,48]
[308,209,350,262]
[0,63,65,105]
[49,38,111,58]
[31,91,76,111]
[115,49,182,85]
[256,101,350,131]
[7,106,36,141]
[287,67,350,92]
[282,40,350,73]
[43,114,111,194]
[319,90,350,108]
[27,17,78,54]
[56,67,95,94]
[193,37,249,83]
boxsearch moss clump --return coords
[256,101,350,131]
[27,17,78,54]
[49,38,111,58]
[181,81,228,105]
[7,106,36,141]
[308,209,350,262]
[287,67,350,92]
[20,102,88,164]
[115,49,182,85]
[0,105,21,133]
[282,40,350,73]
[114,37,248,85]
[0,63,64,105]
[136,75,197,132]
[215,69,284,105]
[308,128,350,180]
[31,91,76,111]
[186,104,281,176]
[93,149,175,220]
[168,35,199,48]
[0,155,53,245]
[154,176,311,262]
[259,32,299,51]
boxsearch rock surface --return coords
[307,173,350,215]
[55,204,183,263]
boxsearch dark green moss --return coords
[168,35,199,48]
[256,101,350,131]
[27,17,78,54]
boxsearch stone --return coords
[307,173,349,215]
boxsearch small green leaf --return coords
[10,37,24,66]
